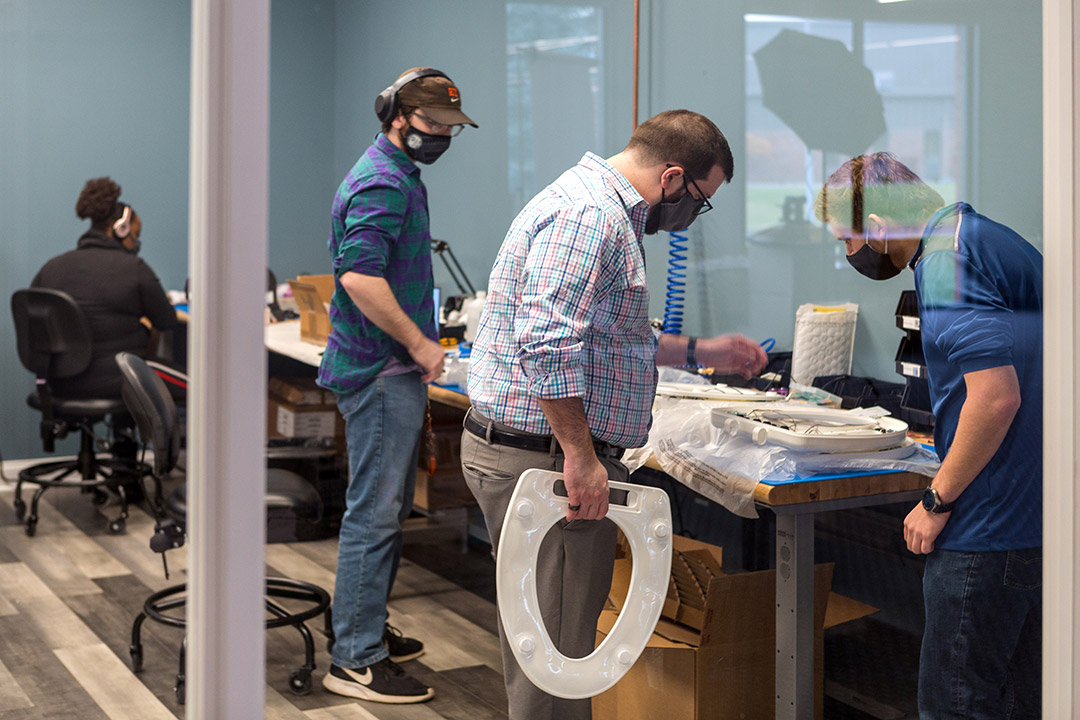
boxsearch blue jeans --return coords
[919,547,1042,719]
[330,372,425,669]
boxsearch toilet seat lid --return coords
[496,469,673,699]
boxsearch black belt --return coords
[464,409,624,459]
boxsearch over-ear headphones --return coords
[112,203,132,240]
[374,68,449,123]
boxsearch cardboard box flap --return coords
[269,377,331,405]
[288,279,331,346]
[825,589,878,629]
[699,563,834,645]
[652,617,704,648]
[296,273,335,304]
[597,609,694,650]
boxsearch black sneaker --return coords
[384,622,424,663]
[322,659,434,703]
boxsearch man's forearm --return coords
[340,271,427,350]
[537,396,596,461]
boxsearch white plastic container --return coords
[462,291,486,342]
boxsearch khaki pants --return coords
[460,427,625,720]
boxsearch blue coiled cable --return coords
[662,230,688,334]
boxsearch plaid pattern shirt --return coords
[467,152,658,448]
[317,133,436,394]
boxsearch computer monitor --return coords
[433,287,441,326]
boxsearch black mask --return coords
[403,125,451,165]
[845,240,902,280]
[644,181,706,235]
[126,238,141,255]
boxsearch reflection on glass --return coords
[507,3,603,208]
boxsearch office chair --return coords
[115,352,333,704]
[10,288,152,536]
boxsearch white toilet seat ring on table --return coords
[496,469,673,699]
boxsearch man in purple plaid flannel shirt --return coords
[318,68,476,705]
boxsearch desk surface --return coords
[265,320,323,367]
[265,321,472,412]
[264,320,931,506]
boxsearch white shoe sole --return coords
[388,648,424,663]
[322,672,434,704]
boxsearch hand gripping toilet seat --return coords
[496,469,673,699]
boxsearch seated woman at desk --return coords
[32,176,181,461]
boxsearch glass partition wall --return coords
[1,0,1072,715]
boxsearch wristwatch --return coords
[921,486,954,514]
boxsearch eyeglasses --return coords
[667,164,713,217]
[410,111,465,137]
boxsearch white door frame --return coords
[186,0,270,716]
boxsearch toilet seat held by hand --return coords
[496,469,673,699]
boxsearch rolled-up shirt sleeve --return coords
[515,203,609,399]
[333,181,407,279]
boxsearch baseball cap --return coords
[399,73,478,128]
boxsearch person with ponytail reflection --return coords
[816,153,1042,720]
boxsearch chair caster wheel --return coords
[13,499,25,520]
[175,678,186,705]
[130,646,143,672]
[25,517,37,537]
[288,668,313,695]
[108,518,126,534]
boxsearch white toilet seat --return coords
[496,469,673,699]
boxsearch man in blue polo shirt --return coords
[815,152,1042,719]
[317,67,477,704]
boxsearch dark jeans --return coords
[919,547,1042,719]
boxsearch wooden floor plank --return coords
[385,606,501,673]
[266,544,338,590]
[305,703,381,719]
[53,643,176,720]
[0,563,101,651]
[53,529,132,579]
[0,614,110,720]
[67,578,186,714]
[0,658,34,712]
[266,684,316,719]
[391,560,462,600]
[407,664,508,720]
[346,699,448,720]
[288,537,342,573]
[0,526,103,598]
[437,666,508,718]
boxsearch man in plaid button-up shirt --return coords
[464,110,767,720]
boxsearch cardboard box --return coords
[593,535,877,720]
[413,424,476,510]
[297,273,335,304]
[413,467,477,511]
[269,377,334,406]
[267,395,344,440]
[289,279,331,346]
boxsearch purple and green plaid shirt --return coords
[317,134,437,394]
[467,152,658,448]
